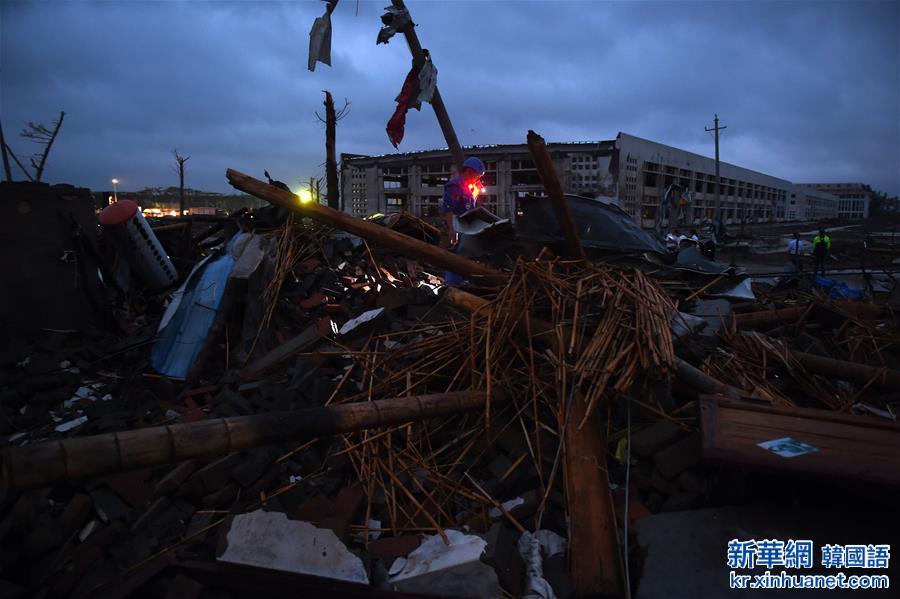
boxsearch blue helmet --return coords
[462,156,486,176]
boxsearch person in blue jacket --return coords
[442,156,485,286]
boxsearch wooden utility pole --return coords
[2,391,492,490]
[390,0,465,173]
[173,149,190,215]
[0,120,11,182]
[705,114,726,222]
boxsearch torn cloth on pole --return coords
[308,6,333,71]
[416,57,437,105]
[386,65,420,148]
[386,55,437,148]
[377,5,411,45]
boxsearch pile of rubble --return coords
[1,174,898,599]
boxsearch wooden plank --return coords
[563,395,624,596]
[241,318,333,381]
[700,397,900,486]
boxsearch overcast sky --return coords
[2,0,898,196]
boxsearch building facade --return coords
[615,133,791,228]
[340,132,794,228]
[786,187,839,221]
[341,140,617,221]
[795,183,872,219]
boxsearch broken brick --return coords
[654,433,702,479]
[367,534,423,561]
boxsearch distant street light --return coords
[111,178,119,203]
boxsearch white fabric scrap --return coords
[518,529,569,599]
[308,7,333,72]
[416,59,437,105]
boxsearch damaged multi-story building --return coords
[795,183,872,219]
[340,132,795,228]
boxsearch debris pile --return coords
[1,175,899,598]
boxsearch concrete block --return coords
[218,510,369,583]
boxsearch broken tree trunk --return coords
[0,120,11,182]
[29,111,65,182]
[227,169,504,282]
[390,0,464,173]
[526,130,586,260]
[324,91,340,210]
[1,391,491,490]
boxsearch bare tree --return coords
[172,149,190,215]
[316,92,350,210]
[0,119,12,182]
[20,111,65,182]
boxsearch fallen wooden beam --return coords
[673,358,743,399]
[1,391,491,490]
[564,393,625,596]
[700,396,900,486]
[788,350,900,390]
[526,130,587,260]
[734,301,889,329]
[241,318,333,381]
[226,169,505,283]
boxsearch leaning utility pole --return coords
[390,0,465,173]
[705,113,726,222]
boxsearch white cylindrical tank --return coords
[98,200,178,290]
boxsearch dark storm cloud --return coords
[1,0,897,195]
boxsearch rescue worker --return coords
[665,229,680,252]
[441,156,486,285]
[787,231,803,271]
[812,227,831,276]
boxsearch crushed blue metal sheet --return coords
[152,233,245,378]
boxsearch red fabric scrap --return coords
[386,65,420,148]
